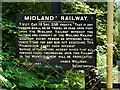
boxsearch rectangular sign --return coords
[16,14,96,70]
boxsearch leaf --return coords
[8,30,13,33]
[55,65,62,69]
[5,24,10,27]
[0,75,8,82]
[42,56,49,60]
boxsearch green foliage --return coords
[63,2,107,46]
[96,46,120,82]
[1,1,120,89]
[2,54,65,89]
[113,2,120,61]
[62,70,85,89]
